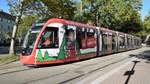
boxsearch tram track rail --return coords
[0,64,23,70]
[0,68,34,76]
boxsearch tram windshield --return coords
[22,26,59,55]
[22,25,42,55]
[26,32,39,48]
[37,27,59,48]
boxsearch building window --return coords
[8,26,10,31]
[7,20,10,23]
[0,17,2,21]
[1,25,3,29]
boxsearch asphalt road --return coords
[0,47,149,84]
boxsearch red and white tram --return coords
[20,18,141,65]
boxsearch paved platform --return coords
[101,49,150,84]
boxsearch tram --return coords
[20,18,142,65]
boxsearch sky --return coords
[141,0,150,20]
[0,0,150,21]
[0,0,9,12]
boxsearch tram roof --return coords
[46,18,96,29]
[44,18,141,39]
[100,27,116,33]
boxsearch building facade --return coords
[0,10,15,45]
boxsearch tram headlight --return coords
[21,48,32,55]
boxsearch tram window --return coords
[129,37,132,47]
[118,35,125,48]
[107,35,112,50]
[112,34,117,50]
[102,33,108,51]
[131,37,134,46]
[127,37,130,48]
[37,27,59,48]
[66,29,75,50]
[137,39,140,46]
[135,39,137,46]
[87,29,95,37]
[87,29,96,48]
[134,39,136,45]
[76,28,96,49]
[76,28,86,49]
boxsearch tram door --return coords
[112,33,117,52]
[102,32,108,54]
[102,31,112,54]
[107,33,112,53]
[66,26,76,59]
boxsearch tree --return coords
[74,0,142,34]
[40,0,76,19]
[8,0,25,55]
[17,15,38,37]
[73,0,92,22]
[139,10,150,39]
[143,11,150,33]
[7,0,144,55]
[7,0,77,55]
[8,0,37,55]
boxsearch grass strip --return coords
[0,55,19,65]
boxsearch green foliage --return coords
[139,11,150,38]
[8,0,76,38]
[74,0,143,34]
[7,0,42,16]
[143,12,150,33]
[8,0,144,37]
[17,15,38,37]
[0,55,19,64]
[40,0,76,19]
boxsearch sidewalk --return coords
[0,54,10,57]
[101,50,150,84]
